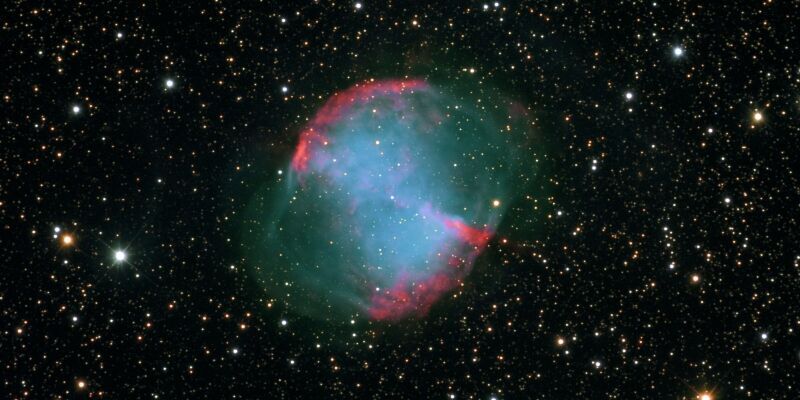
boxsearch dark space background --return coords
[2,1,799,398]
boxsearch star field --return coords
[2,1,799,399]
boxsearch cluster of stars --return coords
[4,1,794,398]
[52,226,130,266]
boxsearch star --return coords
[753,110,763,122]
[673,46,684,57]
[61,234,74,246]
[165,79,175,89]
[72,105,81,114]
[625,91,633,100]
[114,250,127,262]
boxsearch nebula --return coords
[246,79,530,321]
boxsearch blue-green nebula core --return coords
[244,79,531,321]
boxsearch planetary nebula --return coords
[246,79,530,321]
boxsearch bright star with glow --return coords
[165,79,175,89]
[673,46,684,57]
[114,250,127,262]
[72,105,81,114]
